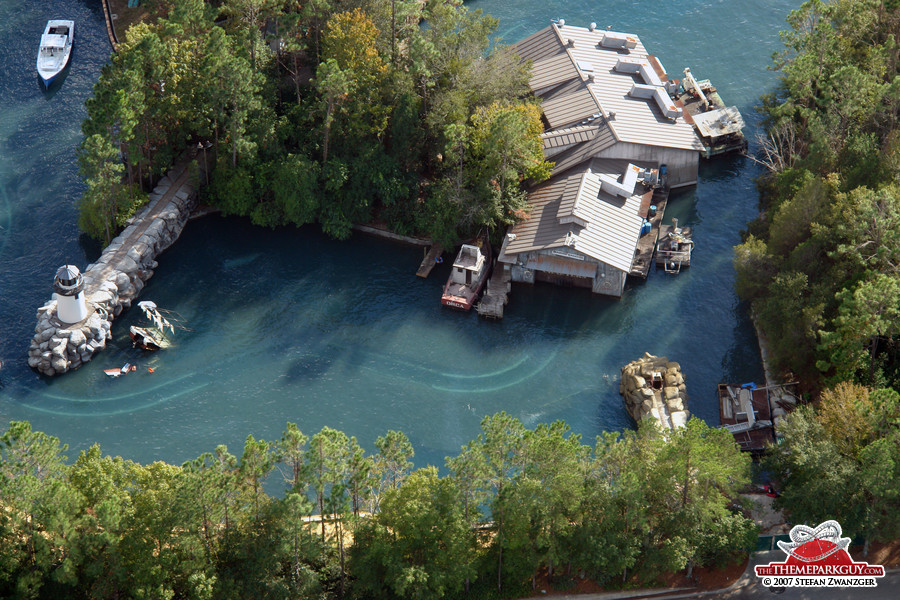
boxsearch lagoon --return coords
[0,0,798,471]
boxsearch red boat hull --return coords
[441,296,474,311]
[441,232,492,311]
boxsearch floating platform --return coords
[655,224,693,273]
[629,187,669,279]
[675,68,747,158]
[416,244,444,278]
[719,383,800,455]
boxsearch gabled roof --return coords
[540,123,598,156]
[499,159,647,273]
[539,78,602,130]
[515,23,703,153]
[515,26,579,93]
[546,123,618,176]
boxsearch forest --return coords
[78,0,551,247]
[0,416,757,600]
[734,0,900,558]
[734,0,900,389]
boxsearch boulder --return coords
[50,356,68,373]
[69,330,86,347]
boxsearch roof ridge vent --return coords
[600,30,638,50]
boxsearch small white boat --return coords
[37,20,74,85]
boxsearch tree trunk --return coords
[319,492,325,543]
[337,515,346,596]
[323,101,334,164]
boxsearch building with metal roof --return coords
[498,20,703,298]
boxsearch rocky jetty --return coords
[619,353,690,431]
[27,162,197,376]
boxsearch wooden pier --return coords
[629,187,669,278]
[477,264,511,319]
[416,244,444,278]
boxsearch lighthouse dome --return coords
[53,264,84,296]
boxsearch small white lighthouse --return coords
[53,265,88,324]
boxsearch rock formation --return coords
[619,352,690,431]
[27,162,197,376]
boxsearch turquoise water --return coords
[0,1,798,470]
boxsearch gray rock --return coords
[28,355,41,368]
[69,330,86,347]
[51,356,68,373]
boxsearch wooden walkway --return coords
[416,244,444,278]
[629,187,669,279]
[477,264,510,319]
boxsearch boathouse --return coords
[497,20,704,298]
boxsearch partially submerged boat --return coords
[104,363,137,377]
[655,218,694,273]
[37,20,74,85]
[129,301,183,351]
[441,233,493,311]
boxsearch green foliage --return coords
[766,382,900,548]
[80,0,541,247]
[350,467,473,599]
[741,0,900,386]
[0,415,758,599]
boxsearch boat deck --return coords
[675,81,747,157]
[630,187,669,279]
[655,225,693,272]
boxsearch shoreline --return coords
[751,311,778,386]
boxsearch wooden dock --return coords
[718,384,774,455]
[629,187,669,278]
[416,244,444,278]
[477,264,511,319]
[718,383,800,455]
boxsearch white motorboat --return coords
[37,20,74,85]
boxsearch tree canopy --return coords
[78,0,550,246]
[736,0,900,389]
[0,415,755,599]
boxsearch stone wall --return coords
[619,352,690,431]
[27,163,197,376]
